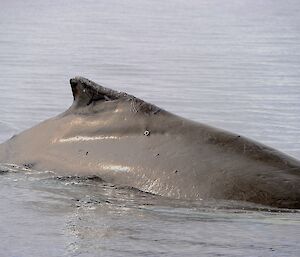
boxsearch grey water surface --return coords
[0,0,299,256]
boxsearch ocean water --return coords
[0,0,299,256]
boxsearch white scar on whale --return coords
[100,164,131,173]
[53,136,119,143]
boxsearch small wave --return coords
[0,163,23,173]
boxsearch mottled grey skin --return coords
[0,77,299,208]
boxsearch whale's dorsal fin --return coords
[69,76,161,114]
[70,77,125,105]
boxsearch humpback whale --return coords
[0,77,299,208]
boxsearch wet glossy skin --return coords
[0,77,299,208]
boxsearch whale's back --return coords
[0,77,299,208]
